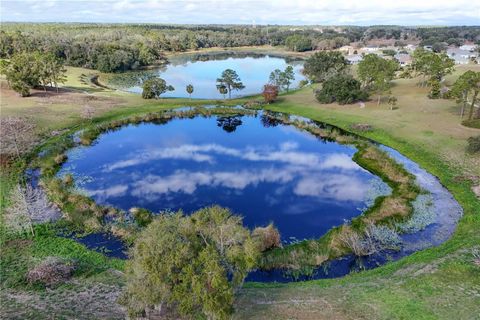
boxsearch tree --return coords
[412,48,455,98]
[2,52,41,96]
[218,84,228,99]
[357,54,399,105]
[268,65,295,92]
[262,84,279,103]
[120,206,259,319]
[285,35,312,52]
[315,74,368,105]
[142,78,174,99]
[186,84,194,99]
[387,96,398,110]
[216,69,245,99]
[451,71,480,120]
[269,69,283,87]
[0,116,36,159]
[303,51,349,83]
[282,65,295,92]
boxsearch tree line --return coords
[2,24,478,71]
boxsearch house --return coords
[394,53,412,66]
[363,45,380,52]
[346,54,363,64]
[459,44,478,52]
[405,44,417,51]
[338,45,355,55]
[447,48,477,65]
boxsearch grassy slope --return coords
[235,65,480,319]
[1,64,480,319]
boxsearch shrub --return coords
[129,207,153,227]
[466,135,480,154]
[262,84,279,103]
[26,256,75,287]
[315,75,368,104]
[252,223,281,251]
[120,206,259,319]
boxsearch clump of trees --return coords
[262,84,279,103]
[1,51,66,96]
[451,71,480,121]
[285,35,312,52]
[315,74,368,105]
[120,206,260,319]
[141,78,174,99]
[269,65,295,92]
[303,51,349,83]
[411,48,455,99]
[357,54,399,105]
[216,69,245,99]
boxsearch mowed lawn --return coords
[1,63,480,319]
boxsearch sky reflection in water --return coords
[114,55,305,99]
[60,115,388,241]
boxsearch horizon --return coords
[1,0,479,26]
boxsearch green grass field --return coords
[1,62,479,319]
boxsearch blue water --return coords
[110,54,305,99]
[60,114,387,242]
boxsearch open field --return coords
[1,62,480,319]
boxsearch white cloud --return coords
[102,142,363,172]
[1,0,479,25]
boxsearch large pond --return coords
[59,113,390,242]
[105,53,305,99]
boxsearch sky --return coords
[1,0,479,26]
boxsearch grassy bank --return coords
[1,61,479,319]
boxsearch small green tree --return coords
[387,96,398,110]
[282,65,295,92]
[120,206,259,319]
[303,51,348,83]
[357,54,399,105]
[269,65,295,92]
[451,71,480,120]
[315,74,368,105]
[2,52,41,96]
[186,84,194,99]
[142,78,174,99]
[216,69,245,99]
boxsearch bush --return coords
[129,207,153,227]
[26,256,75,287]
[120,206,259,319]
[262,84,279,103]
[252,223,281,251]
[315,75,368,104]
[466,135,480,154]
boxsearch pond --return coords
[105,52,305,99]
[59,113,390,242]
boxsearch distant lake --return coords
[59,113,390,242]
[105,53,306,99]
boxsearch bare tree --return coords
[3,184,60,236]
[0,117,36,160]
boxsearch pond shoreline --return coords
[27,107,463,283]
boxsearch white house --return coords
[394,53,412,66]
[447,48,477,65]
[346,54,363,64]
[459,44,478,52]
